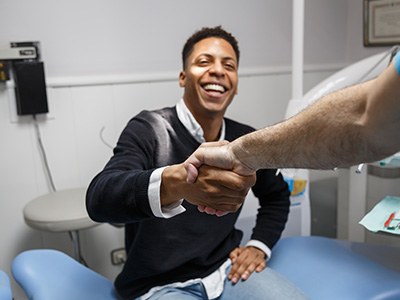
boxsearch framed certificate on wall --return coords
[364,0,400,46]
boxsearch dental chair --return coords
[12,249,118,300]
[12,240,400,300]
[269,236,400,300]
[0,270,12,300]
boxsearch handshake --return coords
[183,140,258,216]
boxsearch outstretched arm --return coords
[186,53,400,175]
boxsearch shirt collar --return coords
[176,99,226,143]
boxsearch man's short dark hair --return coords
[182,26,240,69]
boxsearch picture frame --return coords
[363,0,400,46]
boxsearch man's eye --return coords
[198,60,209,65]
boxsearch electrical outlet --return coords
[111,248,127,265]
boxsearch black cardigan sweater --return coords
[86,106,290,299]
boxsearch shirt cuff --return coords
[246,240,272,261]
[148,166,186,218]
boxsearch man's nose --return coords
[209,61,224,76]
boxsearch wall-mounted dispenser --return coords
[0,41,48,115]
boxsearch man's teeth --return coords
[204,84,225,93]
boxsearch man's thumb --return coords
[185,163,199,183]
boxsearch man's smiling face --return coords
[179,37,238,121]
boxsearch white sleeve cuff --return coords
[246,240,272,261]
[148,166,186,218]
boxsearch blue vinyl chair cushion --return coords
[12,249,118,300]
[0,270,12,300]
[269,236,400,300]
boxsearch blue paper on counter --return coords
[359,196,400,235]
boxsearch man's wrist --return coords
[149,166,185,218]
[246,240,271,261]
[231,138,258,174]
[160,165,185,206]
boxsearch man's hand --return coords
[161,163,256,213]
[184,141,257,215]
[228,246,267,284]
[185,141,256,184]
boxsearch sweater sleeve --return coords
[250,169,290,249]
[86,115,160,223]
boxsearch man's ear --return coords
[179,71,186,87]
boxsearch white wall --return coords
[0,0,292,77]
[304,0,388,66]
[345,0,390,63]
[0,1,391,299]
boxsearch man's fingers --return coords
[228,247,266,283]
[215,210,229,217]
[197,205,240,216]
[199,140,230,147]
[217,173,256,192]
[204,206,217,214]
[185,160,254,215]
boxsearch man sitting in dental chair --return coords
[86,26,306,300]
